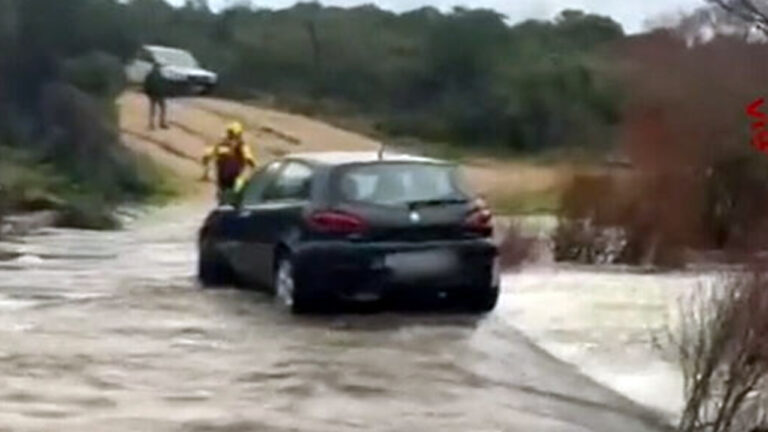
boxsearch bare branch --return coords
[672,269,768,432]
[709,0,768,35]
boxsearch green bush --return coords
[0,0,159,230]
[0,147,66,210]
[62,51,127,101]
[122,2,624,153]
[39,83,157,203]
[56,197,120,230]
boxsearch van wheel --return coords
[200,84,215,96]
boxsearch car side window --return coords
[262,162,313,202]
[241,161,283,206]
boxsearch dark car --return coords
[197,151,500,314]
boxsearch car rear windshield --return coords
[335,162,471,206]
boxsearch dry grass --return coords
[465,159,573,216]
[119,91,579,213]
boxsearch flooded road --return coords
[506,268,713,422]
[0,204,669,432]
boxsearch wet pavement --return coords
[0,203,671,432]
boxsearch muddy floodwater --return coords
[0,203,672,432]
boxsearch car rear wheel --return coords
[198,239,235,287]
[274,254,327,314]
[274,257,297,311]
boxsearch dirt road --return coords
[0,93,670,431]
[117,93,568,200]
[119,92,381,191]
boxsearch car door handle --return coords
[239,210,253,218]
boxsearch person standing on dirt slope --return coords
[144,61,169,130]
[201,122,256,204]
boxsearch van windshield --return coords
[336,162,471,207]
[149,48,199,68]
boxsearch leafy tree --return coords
[112,2,624,151]
[1,0,628,176]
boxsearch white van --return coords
[125,45,218,95]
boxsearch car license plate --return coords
[385,250,457,279]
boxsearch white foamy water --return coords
[500,267,717,422]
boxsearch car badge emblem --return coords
[409,211,421,223]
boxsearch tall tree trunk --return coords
[305,20,322,98]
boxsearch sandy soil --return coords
[117,92,568,200]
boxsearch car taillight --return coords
[307,211,367,234]
[464,199,493,236]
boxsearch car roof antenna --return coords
[378,143,385,160]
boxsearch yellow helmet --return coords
[226,121,244,136]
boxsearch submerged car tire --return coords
[274,253,327,314]
[198,240,235,287]
[466,284,500,313]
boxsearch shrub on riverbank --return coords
[40,84,158,202]
[0,142,163,230]
[672,267,768,432]
[0,74,176,230]
[0,80,172,230]
[553,32,768,267]
[498,223,536,269]
[0,0,168,230]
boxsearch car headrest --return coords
[341,177,359,200]
[372,174,404,199]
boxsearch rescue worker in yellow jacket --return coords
[202,122,256,203]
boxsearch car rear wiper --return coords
[405,198,469,210]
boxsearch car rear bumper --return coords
[291,239,499,305]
